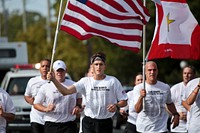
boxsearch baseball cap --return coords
[53,60,66,71]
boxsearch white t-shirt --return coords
[133,81,172,133]
[24,76,48,125]
[0,89,15,133]
[74,75,128,119]
[121,90,138,125]
[34,79,82,123]
[170,82,187,132]
[184,78,200,133]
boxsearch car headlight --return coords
[15,107,22,112]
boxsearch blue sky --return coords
[2,0,55,16]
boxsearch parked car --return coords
[1,65,72,133]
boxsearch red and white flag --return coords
[60,0,150,53]
[148,0,200,60]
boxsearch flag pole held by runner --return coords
[49,0,64,72]
[142,0,147,112]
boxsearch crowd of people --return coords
[1,52,200,133]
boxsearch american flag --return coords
[60,0,150,53]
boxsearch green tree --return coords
[2,0,200,85]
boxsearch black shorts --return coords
[31,122,44,133]
[82,116,113,133]
[124,122,138,133]
[44,121,77,133]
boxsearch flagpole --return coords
[142,0,147,111]
[49,0,64,72]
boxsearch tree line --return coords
[0,0,200,86]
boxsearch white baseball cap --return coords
[53,60,66,71]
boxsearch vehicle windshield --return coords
[7,77,31,95]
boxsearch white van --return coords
[0,42,28,70]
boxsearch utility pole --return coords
[22,0,27,33]
[0,0,3,37]
[46,0,51,43]
[1,0,8,36]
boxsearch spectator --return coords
[24,59,51,133]
[0,88,15,133]
[47,52,127,133]
[34,60,82,133]
[170,65,196,133]
[133,61,179,133]
[119,72,143,133]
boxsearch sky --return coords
[1,0,55,16]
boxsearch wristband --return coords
[173,112,180,116]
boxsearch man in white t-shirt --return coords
[0,88,15,133]
[24,59,50,133]
[184,78,200,133]
[47,52,128,133]
[133,61,179,133]
[33,60,82,133]
[170,66,195,133]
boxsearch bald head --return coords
[145,61,158,84]
[145,61,157,69]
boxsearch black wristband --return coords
[173,112,180,116]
